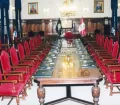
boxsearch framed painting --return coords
[28,2,38,14]
[61,20,73,29]
[94,0,104,13]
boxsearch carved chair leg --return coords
[1,96,4,101]
[16,96,20,105]
[30,78,33,86]
[28,79,31,89]
[110,84,113,96]
[101,71,104,76]
[105,79,109,89]
[24,86,28,96]
[22,89,25,100]
[104,76,107,85]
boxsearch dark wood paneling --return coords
[23,18,108,35]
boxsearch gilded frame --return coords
[94,0,104,13]
[28,2,38,14]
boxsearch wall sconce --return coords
[83,7,89,12]
[118,3,120,7]
[10,6,15,10]
[43,8,49,14]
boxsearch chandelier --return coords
[59,0,76,17]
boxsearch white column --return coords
[9,0,15,19]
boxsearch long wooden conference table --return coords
[34,39,102,105]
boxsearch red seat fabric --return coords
[107,72,120,84]
[86,34,120,95]
[65,31,73,39]
[17,43,38,72]
[0,83,24,96]
[0,70,25,105]
[0,51,30,84]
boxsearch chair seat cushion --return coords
[0,83,24,96]
[107,72,120,84]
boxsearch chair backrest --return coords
[17,43,25,62]
[0,70,2,80]
[33,37,38,48]
[23,40,30,56]
[0,51,11,74]
[107,38,113,54]
[103,37,109,50]
[111,41,119,58]
[117,53,120,63]
[29,39,35,51]
[95,34,99,42]
[103,37,109,49]
[10,47,19,66]
[34,36,39,47]
[99,35,104,46]
[96,34,101,45]
[37,35,42,45]
[65,31,73,39]
[34,35,42,47]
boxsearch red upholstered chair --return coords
[29,38,50,58]
[96,38,113,57]
[89,34,103,48]
[99,52,120,75]
[0,70,26,105]
[10,47,22,66]
[17,43,39,72]
[88,35,104,57]
[0,51,31,87]
[87,34,99,47]
[96,41,119,69]
[23,40,43,65]
[32,36,46,50]
[99,41,119,60]
[29,38,42,51]
[95,39,114,65]
[87,34,102,55]
[105,71,120,96]
[65,31,73,39]
[103,54,120,95]
[33,37,50,52]
[92,35,104,49]
[23,40,40,57]
[10,46,35,76]
[94,37,109,52]
[64,31,74,45]
[92,37,109,61]
[37,35,42,45]
[34,35,42,47]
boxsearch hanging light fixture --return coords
[59,0,76,17]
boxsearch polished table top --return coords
[34,39,102,85]
[36,68,102,85]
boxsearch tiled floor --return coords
[1,80,120,105]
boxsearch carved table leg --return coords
[37,84,45,105]
[92,82,100,105]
